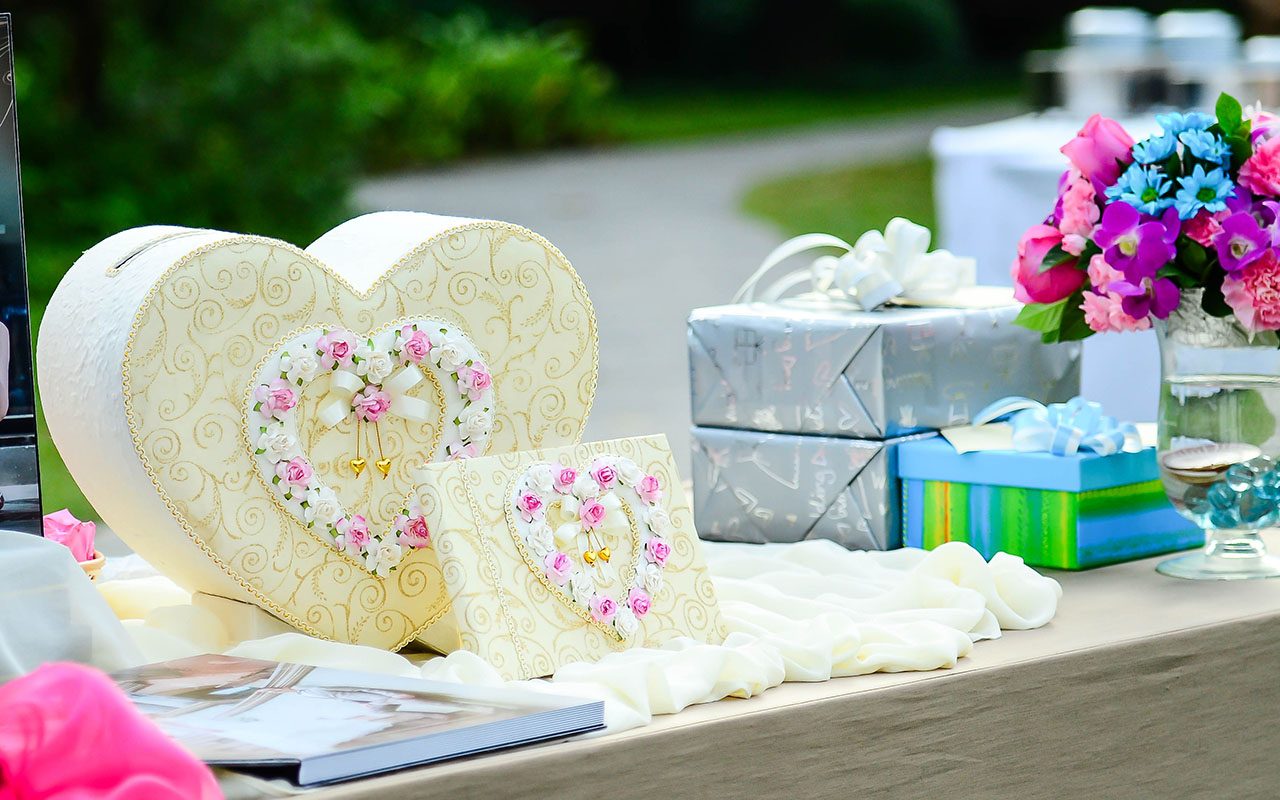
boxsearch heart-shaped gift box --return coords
[38,212,598,650]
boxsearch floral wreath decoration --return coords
[511,455,671,639]
[248,321,495,576]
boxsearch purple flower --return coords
[1093,202,1179,281]
[1214,211,1272,274]
[1110,276,1181,320]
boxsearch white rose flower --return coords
[458,404,493,441]
[304,487,344,527]
[571,573,596,605]
[256,427,298,461]
[365,539,403,578]
[434,336,468,371]
[527,521,555,556]
[526,463,554,495]
[646,507,672,535]
[281,350,319,384]
[355,345,395,384]
[615,458,643,487]
[614,606,639,638]
[572,473,601,499]
[643,563,665,595]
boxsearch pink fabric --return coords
[41,511,95,563]
[0,662,221,799]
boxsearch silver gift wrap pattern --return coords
[691,426,929,550]
[688,302,1081,439]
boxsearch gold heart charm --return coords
[598,546,612,563]
[349,457,368,477]
[582,550,597,565]
[375,458,392,478]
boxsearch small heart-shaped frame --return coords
[508,455,669,641]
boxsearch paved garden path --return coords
[357,103,1019,470]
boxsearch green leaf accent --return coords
[1227,133,1253,169]
[272,475,281,485]
[1036,243,1075,273]
[1055,289,1093,342]
[1200,269,1234,317]
[254,448,265,455]
[1014,301,1066,333]
[1216,92,1244,136]
[1164,151,1181,177]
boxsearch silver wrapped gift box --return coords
[689,302,1081,439]
[691,426,930,550]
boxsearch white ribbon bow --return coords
[732,218,977,309]
[316,365,432,428]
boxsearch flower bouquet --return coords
[1013,93,1280,341]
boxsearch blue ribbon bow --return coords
[973,396,1140,457]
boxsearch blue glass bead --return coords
[1225,463,1259,492]
[1209,506,1242,529]
[1207,482,1239,510]
[1238,490,1277,525]
[1183,484,1212,515]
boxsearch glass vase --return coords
[1156,290,1280,579]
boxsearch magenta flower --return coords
[1092,203,1178,282]
[1109,276,1180,320]
[1214,212,1272,274]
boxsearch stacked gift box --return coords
[688,300,1084,551]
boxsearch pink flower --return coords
[1086,254,1124,293]
[543,551,573,586]
[627,587,652,617]
[1185,210,1227,247]
[1239,136,1280,197]
[1081,290,1152,333]
[400,515,431,548]
[1012,224,1085,304]
[1224,249,1280,331]
[337,515,371,554]
[579,497,606,529]
[1060,113,1134,185]
[317,330,357,370]
[352,386,392,422]
[1058,170,1100,255]
[518,492,545,523]
[255,378,297,420]
[447,441,479,460]
[645,537,671,566]
[42,509,96,562]
[553,467,578,494]
[275,456,313,489]
[637,475,662,505]
[589,461,617,490]
[455,362,493,402]
[399,326,432,364]
[590,594,617,624]
[0,663,221,800]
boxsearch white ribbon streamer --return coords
[316,365,431,428]
[733,219,977,310]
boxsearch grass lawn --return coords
[741,154,935,243]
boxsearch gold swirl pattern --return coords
[122,223,598,651]
[413,434,727,680]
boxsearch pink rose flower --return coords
[1239,136,1280,197]
[0,663,221,800]
[589,461,617,489]
[543,551,573,586]
[447,441,479,460]
[518,492,545,523]
[627,587,652,617]
[275,456,313,489]
[1086,253,1124,293]
[590,594,617,624]
[1060,113,1134,185]
[1185,210,1227,247]
[400,515,431,548]
[352,385,392,423]
[553,467,578,494]
[1012,224,1085,304]
[255,377,297,420]
[646,537,671,566]
[317,330,357,370]
[1057,170,1100,256]
[337,515,371,554]
[579,497,607,529]
[399,327,432,364]
[456,362,493,402]
[637,475,662,505]
[1224,249,1280,332]
[1081,290,1152,333]
[42,509,97,562]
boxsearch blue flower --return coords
[1174,164,1235,220]
[1156,111,1215,135]
[1132,132,1177,164]
[1179,129,1232,166]
[1105,163,1174,215]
